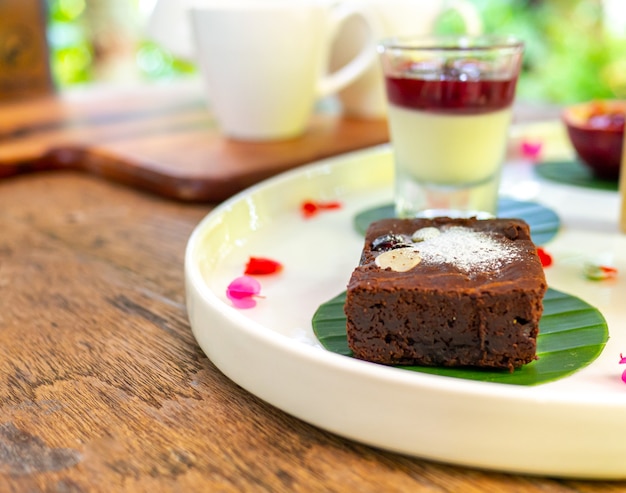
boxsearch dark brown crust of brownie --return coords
[344,217,547,371]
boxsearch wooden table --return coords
[0,81,622,491]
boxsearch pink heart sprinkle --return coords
[520,139,543,161]
[226,276,262,309]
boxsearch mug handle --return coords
[447,0,483,35]
[317,1,381,99]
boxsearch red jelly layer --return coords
[384,76,518,115]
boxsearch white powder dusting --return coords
[412,226,519,273]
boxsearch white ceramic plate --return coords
[185,137,626,479]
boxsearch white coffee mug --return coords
[330,0,483,119]
[186,0,378,141]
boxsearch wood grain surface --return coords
[0,82,623,491]
[2,171,625,492]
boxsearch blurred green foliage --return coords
[46,0,195,87]
[47,0,92,85]
[47,0,626,103]
[439,0,626,103]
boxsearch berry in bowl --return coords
[562,100,625,181]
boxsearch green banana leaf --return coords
[312,288,608,386]
[535,160,618,191]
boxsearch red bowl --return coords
[562,100,625,181]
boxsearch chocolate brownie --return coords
[344,217,547,371]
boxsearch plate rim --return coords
[184,143,626,479]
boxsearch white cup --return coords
[379,35,524,218]
[187,0,378,141]
[329,0,483,119]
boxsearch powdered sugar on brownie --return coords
[375,226,521,273]
[416,226,520,272]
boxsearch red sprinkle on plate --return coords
[301,200,342,218]
[245,257,283,275]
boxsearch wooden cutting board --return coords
[0,80,389,202]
